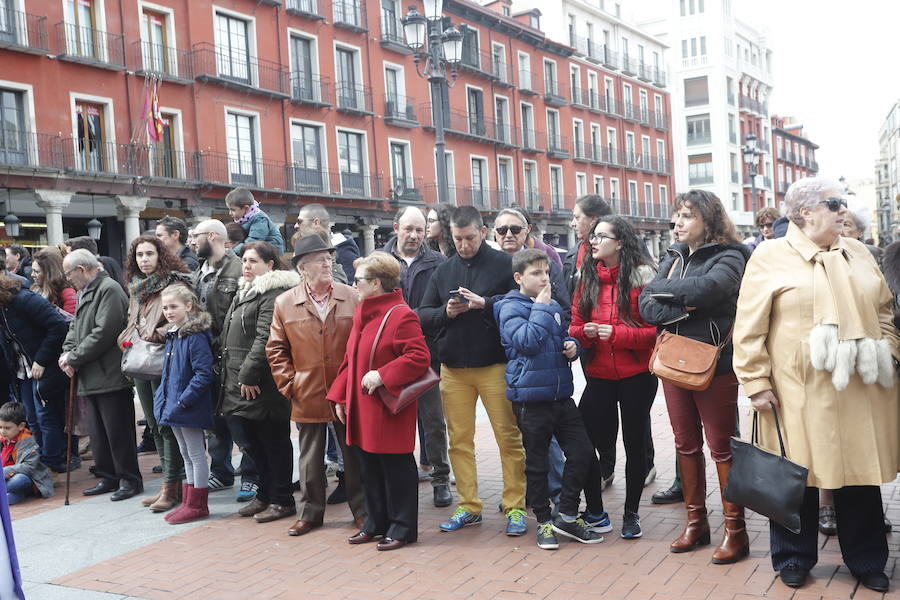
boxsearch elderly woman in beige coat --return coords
[733,177,898,593]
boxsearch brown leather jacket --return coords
[266,282,358,423]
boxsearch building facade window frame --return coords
[334,41,365,111]
[0,79,36,166]
[213,7,256,85]
[469,154,489,207]
[496,154,514,207]
[139,1,177,75]
[151,106,184,178]
[62,0,109,59]
[224,106,261,186]
[290,118,327,192]
[70,91,116,173]
[336,125,369,195]
[288,28,321,103]
[494,93,510,144]
[388,137,413,191]
[549,164,563,209]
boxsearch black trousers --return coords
[770,486,887,575]
[511,398,593,523]
[354,447,418,542]
[580,373,658,514]
[86,388,142,488]
[236,415,294,506]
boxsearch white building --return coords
[632,0,774,233]
[876,100,900,243]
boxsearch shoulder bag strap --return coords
[368,304,405,371]
[665,256,680,279]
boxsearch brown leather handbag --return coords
[649,326,730,391]
[369,304,440,415]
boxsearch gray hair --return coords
[495,208,529,228]
[298,203,331,227]
[784,177,843,226]
[844,195,870,235]
[65,248,100,270]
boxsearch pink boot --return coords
[165,484,193,524]
[167,486,209,525]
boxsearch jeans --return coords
[6,473,35,505]
[511,398,593,523]
[325,422,344,471]
[207,414,259,486]
[18,379,69,471]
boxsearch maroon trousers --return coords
[662,373,738,463]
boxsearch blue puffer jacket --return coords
[154,312,215,429]
[494,291,579,403]
[233,210,285,255]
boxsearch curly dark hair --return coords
[125,235,189,282]
[426,203,457,258]
[674,190,741,246]
[576,216,655,327]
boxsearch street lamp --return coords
[742,133,760,215]
[3,190,19,238]
[402,4,463,206]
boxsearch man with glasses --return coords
[294,204,360,282]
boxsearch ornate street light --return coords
[86,194,102,240]
[402,4,463,205]
[3,190,19,238]
[742,133,760,214]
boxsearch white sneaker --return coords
[644,466,657,487]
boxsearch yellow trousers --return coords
[440,363,525,514]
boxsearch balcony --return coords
[572,140,591,163]
[335,83,374,115]
[758,138,770,153]
[383,94,418,127]
[333,0,367,32]
[809,160,819,172]
[587,89,606,113]
[490,120,518,147]
[652,110,669,131]
[132,41,193,83]
[517,189,548,214]
[459,48,495,80]
[571,35,606,65]
[687,133,712,146]
[543,79,567,106]
[518,69,537,95]
[729,131,737,144]
[387,177,424,204]
[652,66,667,88]
[622,102,639,123]
[520,128,545,153]
[637,62,652,82]
[55,22,125,70]
[491,56,513,87]
[620,150,648,171]
[285,0,324,19]
[621,56,637,76]
[192,43,290,98]
[380,9,412,54]
[655,156,671,175]
[290,72,332,107]
[739,94,765,115]
[570,86,589,109]
[731,171,740,184]
[547,134,569,159]
[0,131,72,171]
[0,10,49,54]
[604,147,621,166]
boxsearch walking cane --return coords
[64,375,76,506]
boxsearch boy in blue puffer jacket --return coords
[494,248,600,551]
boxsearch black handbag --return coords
[724,403,809,534]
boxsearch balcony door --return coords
[338,130,365,194]
[291,36,315,101]
[215,14,250,84]
[141,9,169,73]
[0,89,26,165]
[0,0,18,45]
[390,142,409,192]
[291,123,323,191]
[471,158,486,206]
[75,101,106,171]
[64,0,98,58]
[497,158,511,207]
[226,112,256,185]
[336,48,359,109]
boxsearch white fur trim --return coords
[831,340,857,391]
[809,324,838,371]
[876,339,896,388]
[855,338,878,385]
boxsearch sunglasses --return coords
[820,197,847,212]
[759,222,775,229]
[668,222,676,230]
[495,225,524,236]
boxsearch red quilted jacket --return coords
[569,263,657,380]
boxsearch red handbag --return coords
[369,304,440,415]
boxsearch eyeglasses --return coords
[589,232,617,243]
[820,197,847,212]
[759,222,775,229]
[63,267,79,277]
[495,225,524,236]
[668,222,677,230]
[427,217,439,224]
[353,277,372,285]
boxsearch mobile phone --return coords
[449,290,469,304]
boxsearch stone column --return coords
[650,232,661,259]
[32,190,73,246]
[115,196,149,248]
[360,225,376,256]
[566,228,576,249]
[186,206,213,227]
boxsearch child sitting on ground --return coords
[225,188,285,255]
[494,248,601,550]
[0,402,53,505]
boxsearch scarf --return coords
[789,223,895,391]
[128,272,169,304]
[1,429,30,467]
[236,201,260,225]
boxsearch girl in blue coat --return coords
[153,284,216,524]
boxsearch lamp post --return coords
[402,2,462,206]
[3,190,19,238]
[742,133,759,214]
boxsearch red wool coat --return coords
[326,289,431,454]
[569,263,657,380]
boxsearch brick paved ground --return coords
[12,389,900,600]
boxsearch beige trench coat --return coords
[733,223,899,488]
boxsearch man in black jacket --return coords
[382,206,451,508]
[156,215,200,271]
[417,206,526,535]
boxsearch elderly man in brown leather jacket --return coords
[266,235,365,537]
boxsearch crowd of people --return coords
[0,178,896,592]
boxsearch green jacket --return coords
[63,271,131,395]
[192,250,241,351]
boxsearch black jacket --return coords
[562,242,582,299]
[178,245,200,271]
[333,233,361,282]
[417,242,517,368]
[638,241,750,376]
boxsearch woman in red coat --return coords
[327,251,430,551]
[569,216,658,540]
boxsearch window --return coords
[628,180,638,214]
[609,178,619,202]
[501,5,509,16]
[684,76,709,106]
[336,47,362,110]
[681,40,688,59]
[604,77,614,113]
[491,43,507,82]
[621,37,629,61]
[385,66,400,112]
[520,103,534,147]
[543,60,558,96]
[523,161,538,209]
[573,120,583,157]
[622,83,632,119]
[226,111,257,184]
[570,66,580,101]
[461,26,479,69]
[497,157,512,207]
[550,165,563,208]
[726,76,734,104]
[606,127,617,162]
[590,125,601,161]
[291,36,318,102]
[518,52,532,90]
[588,72,599,109]
[576,173,587,197]
[688,153,713,184]
[338,130,365,193]
[593,175,604,195]
[381,0,402,42]
[334,0,362,28]
[150,113,176,177]
[730,153,738,183]
[390,141,411,188]
[654,94,664,127]
[639,90,648,122]
[467,87,485,136]
[644,182,653,216]
[529,13,539,29]
[547,109,561,151]
[75,100,108,171]
[291,122,325,191]
[568,14,576,46]
[656,139,666,172]
[641,136,650,166]
[141,9,170,73]
[64,0,98,58]
[215,13,251,84]
[659,185,668,217]
[471,157,488,207]
[686,114,711,145]
[625,132,635,165]
[494,96,509,143]
[0,89,26,165]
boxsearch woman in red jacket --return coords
[327,251,430,551]
[569,216,657,540]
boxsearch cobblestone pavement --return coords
[11,379,900,600]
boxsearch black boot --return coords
[326,471,347,505]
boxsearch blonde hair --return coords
[353,251,401,291]
[161,283,198,314]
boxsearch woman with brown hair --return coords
[638,190,752,564]
[118,235,190,512]
[31,247,77,316]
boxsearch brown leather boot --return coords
[149,482,181,513]
[670,454,711,553]
[141,490,161,507]
[711,461,750,564]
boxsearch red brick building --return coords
[771,115,819,206]
[0,0,673,257]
